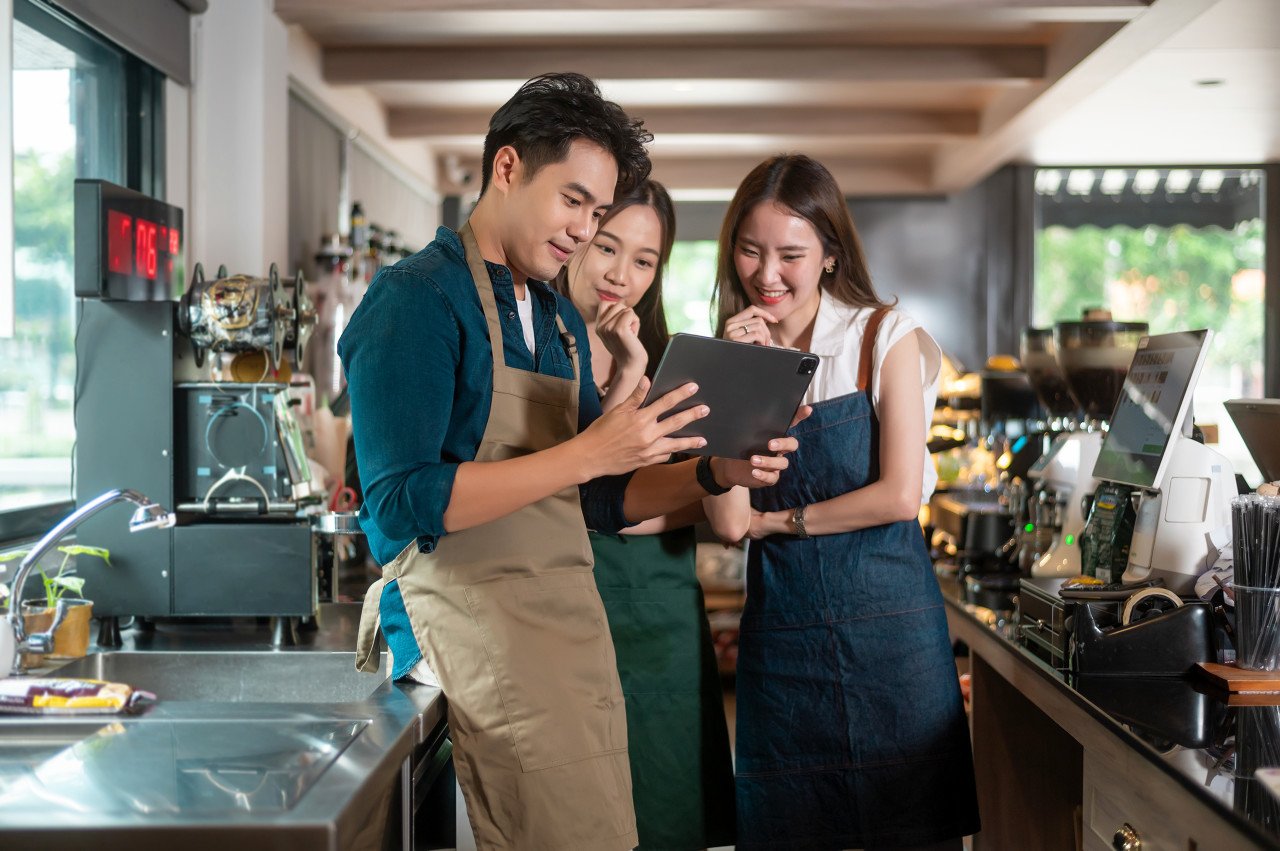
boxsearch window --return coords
[2,0,164,524]
[1033,167,1266,484]
[664,240,719,337]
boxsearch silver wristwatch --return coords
[791,505,810,538]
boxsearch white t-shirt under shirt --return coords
[516,289,536,355]
[803,295,943,502]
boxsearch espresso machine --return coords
[71,179,323,641]
[929,362,1044,624]
[1032,316,1148,578]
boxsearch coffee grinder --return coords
[1079,329,1237,594]
[1032,316,1148,578]
[1014,328,1081,572]
[935,365,1041,619]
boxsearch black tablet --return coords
[641,333,817,459]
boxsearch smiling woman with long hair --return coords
[715,154,979,851]
[554,179,740,851]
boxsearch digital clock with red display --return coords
[75,179,184,301]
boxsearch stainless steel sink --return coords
[50,651,389,704]
[0,608,447,847]
[0,717,367,815]
[0,721,122,795]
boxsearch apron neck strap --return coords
[459,222,508,369]
[459,222,580,384]
[856,307,890,393]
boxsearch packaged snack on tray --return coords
[0,678,154,715]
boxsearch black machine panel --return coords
[173,525,314,616]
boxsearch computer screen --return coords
[1092,329,1211,489]
[1225,398,1280,483]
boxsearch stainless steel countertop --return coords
[0,604,446,850]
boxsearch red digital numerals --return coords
[107,208,180,282]
[135,220,158,280]
[107,210,133,275]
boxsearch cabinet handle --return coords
[1112,823,1142,851]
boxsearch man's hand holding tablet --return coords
[641,334,816,468]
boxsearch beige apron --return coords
[355,223,637,851]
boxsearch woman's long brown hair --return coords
[713,154,892,336]
[554,179,676,378]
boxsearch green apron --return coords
[590,527,737,850]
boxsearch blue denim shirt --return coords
[338,225,633,567]
[339,227,634,679]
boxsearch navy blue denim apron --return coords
[736,310,979,849]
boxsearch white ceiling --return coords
[1030,0,1280,165]
[276,0,1279,197]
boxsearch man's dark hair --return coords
[481,72,653,197]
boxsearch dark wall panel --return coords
[673,166,1032,371]
[850,187,989,371]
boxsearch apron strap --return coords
[354,577,388,673]
[554,314,580,385]
[459,222,582,387]
[856,307,891,394]
[459,223,508,370]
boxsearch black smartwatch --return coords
[696,456,731,496]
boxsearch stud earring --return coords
[824,259,836,274]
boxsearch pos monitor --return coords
[1224,398,1280,484]
[1092,329,1212,489]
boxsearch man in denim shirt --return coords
[341,74,797,849]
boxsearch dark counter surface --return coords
[939,572,1280,849]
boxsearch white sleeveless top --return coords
[803,295,942,502]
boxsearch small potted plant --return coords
[0,544,109,661]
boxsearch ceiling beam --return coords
[435,153,937,196]
[650,156,935,195]
[281,0,1148,15]
[390,106,980,139]
[324,44,1045,84]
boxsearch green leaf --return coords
[56,545,111,565]
[50,576,85,596]
[0,551,30,564]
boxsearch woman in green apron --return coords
[555,179,741,850]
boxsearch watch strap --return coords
[696,456,731,496]
[792,504,810,538]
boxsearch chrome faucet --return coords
[1,489,175,675]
